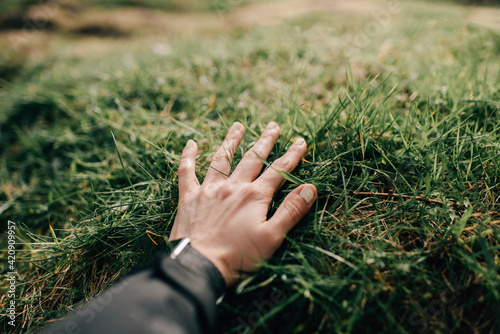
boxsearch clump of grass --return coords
[1,1,499,333]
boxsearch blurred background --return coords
[1,0,499,333]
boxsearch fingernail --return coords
[299,184,316,204]
[186,139,195,148]
[293,138,306,146]
[266,122,278,130]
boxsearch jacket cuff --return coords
[165,241,226,301]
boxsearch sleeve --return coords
[42,242,226,334]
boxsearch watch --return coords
[170,238,226,303]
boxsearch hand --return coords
[169,122,316,286]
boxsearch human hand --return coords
[169,122,316,286]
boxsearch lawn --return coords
[1,0,499,333]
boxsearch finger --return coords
[254,138,307,193]
[178,139,200,199]
[203,122,245,184]
[230,122,280,182]
[266,184,316,236]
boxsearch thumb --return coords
[268,184,316,235]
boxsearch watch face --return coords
[171,238,191,260]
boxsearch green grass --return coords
[1,1,500,333]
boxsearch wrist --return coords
[189,241,239,287]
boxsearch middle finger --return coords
[230,122,280,182]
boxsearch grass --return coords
[1,0,500,333]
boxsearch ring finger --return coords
[230,122,280,183]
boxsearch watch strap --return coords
[169,238,226,301]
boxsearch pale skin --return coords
[169,121,317,286]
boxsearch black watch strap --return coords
[169,238,226,302]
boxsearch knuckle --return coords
[211,152,229,164]
[272,156,292,170]
[262,129,275,139]
[200,184,217,198]
[218,183,234,199]
[243,185,259,198]
[199,185,211,197]
[178,162,192,176]
[202,182,234,200]
[244,149,259,160]
[282,200,303,221]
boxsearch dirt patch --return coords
[228,0,381,27]
[0,12,58,31]
[74,24,129,37]
[463,6,500,31]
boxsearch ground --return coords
[0,0,499,333]
[2,0,500,59]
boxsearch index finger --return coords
[177,139,200,199]
[203,122,244,184]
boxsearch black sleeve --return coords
[43,244,226,334]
